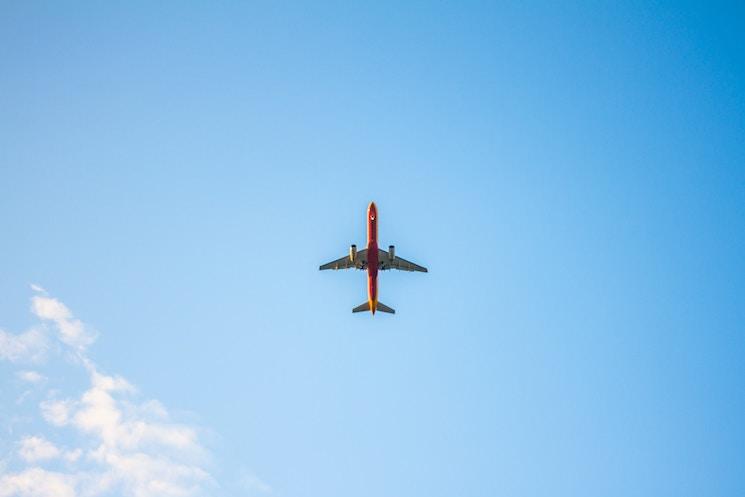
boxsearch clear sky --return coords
[1,2,744,496]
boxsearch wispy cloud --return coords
[31,295,97,353]
[29,284,48,295]
[15,371,46,384]
[0,467,78,497]
[0,328,48,364]
[238,469,273,496]
[0,289,214,497]
[17,436,61,463]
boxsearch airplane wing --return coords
[378,248,428,272]
[319,249,367,270]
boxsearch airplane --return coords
[319,202,427,315]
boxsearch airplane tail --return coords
[352,301,396,314]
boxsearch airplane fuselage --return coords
[366,202,379,314]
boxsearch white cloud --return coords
[17,436,61,462]
[67,365,207,456]
[16,370,46,384]
[31,296,97,352]
[29,284,47,294]
[0,468,77,497]
[63,448,82,463]
[36,365,213,496]
[2,290,215,497]
[0,328,48,363]
[40,399,74,427]
[89,449,210,497]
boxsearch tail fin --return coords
[351,301,396,314]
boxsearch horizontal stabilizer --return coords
[352,301,396,314]
[376,301,395,314]
[352,302,370,313]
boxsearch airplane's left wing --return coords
[378,248,428,272]
[319,249,367,270]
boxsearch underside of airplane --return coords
[320,202,427,315]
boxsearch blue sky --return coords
[1,2,744,496]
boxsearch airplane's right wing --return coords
[378,249,428,272]
[319,249,367,270]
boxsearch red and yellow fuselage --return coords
[366,202,379,314]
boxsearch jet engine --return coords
[349,244,357,263]
[388,245,395,260]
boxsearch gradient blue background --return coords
[2,2,744,496]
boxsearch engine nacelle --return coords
[349,244,357,263]
[388,245,395,260]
